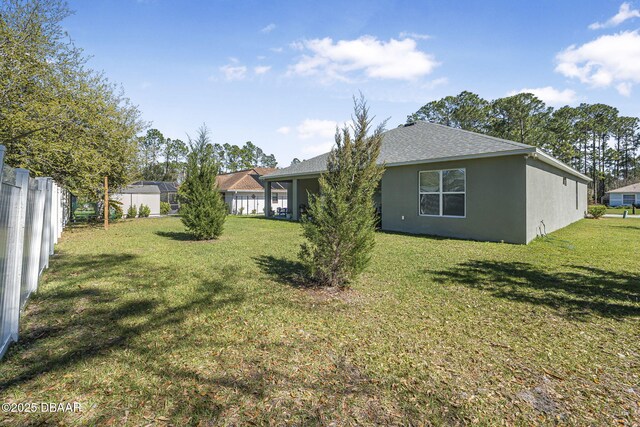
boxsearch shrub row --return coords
[126,204,151,218]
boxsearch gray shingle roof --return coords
[607,182,640,193]
[133,181,178,193]
[263,121,534,179]
[117,184,161,194]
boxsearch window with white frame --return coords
[419,169,466,217]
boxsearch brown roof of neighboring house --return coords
[216,168,286,192]
[607,182,640,193]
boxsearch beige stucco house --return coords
[262,121,591,244]
[216,168,288,215]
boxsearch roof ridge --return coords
[218,167,276,176]
[415,121,534,150]
[607,182,640,192]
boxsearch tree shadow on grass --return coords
[1,252,469,425]
[0,253,245,392]
[609,224,640,231]
[154,230,196,241]
[253,255,316,288]
[430,260,640,319]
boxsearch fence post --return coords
[0,146,7,358]
[40,178,53,271]
[30,178,47,292]
[5,169,30,341]
[51,182,58,249]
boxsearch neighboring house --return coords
[112,184,161,216]
[606,183,640,206]
[216,168,288,215]
[262,121,591,244]
[133,181,179,212]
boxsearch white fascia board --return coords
[533,149,592,182]
[262,172,323,181]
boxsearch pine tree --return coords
[299,96,385,287]
[179,125,227,240]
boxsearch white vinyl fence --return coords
[0,146,69,359]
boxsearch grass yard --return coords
[0,216,638,425]
[606,206,638,215]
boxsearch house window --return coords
[623,194,635,205]
[272,193,278,204]
[419,169,465,217]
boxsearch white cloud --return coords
[616,82,633,96]
[555,30,640,96]
[289,41,305,51]
[276,126,291,135]
[288,36,439,82]
[589,2,640,29]
[140,81,152,89]
[219,64,247,81]
[399,31,431,40]
[296,119,341,156]
[507,86,577,106]
[261,23,276,34]
[254,65,271,75]
[301,141,335,156]
[296,119,339,139]
[421,77,448,90]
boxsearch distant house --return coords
[606,183,640,206]
[133,181,179,212]
[112,184,161,216]
[216,168,288,215]
[262,121,591,244]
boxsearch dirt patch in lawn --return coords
[301,286,365,304]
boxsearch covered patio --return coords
[263,175,320,220]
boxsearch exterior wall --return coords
[525,158,588,242]
[381,156,528,244]
[224,190,287,215]
[609,193,639,206]
[296,178,320,212]
[112,193,161,216]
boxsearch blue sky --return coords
[65,0,640,166]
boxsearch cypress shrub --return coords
[179,125,227,239]
[299,96,385,287]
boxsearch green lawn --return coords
[606,206,638,215]
[1,217,638,425]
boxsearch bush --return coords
[179,125,227,240]
[238,206,244,215]
[127,204,137,218]
[588,205,606,219]
[299,96,385,288]
[160,202,171,215]
[251,209,256,215]
[110,200,123,220]
[138,204,151,218]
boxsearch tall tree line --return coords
[138,128,279,181]
[211,141,277,173]
[408,91,640,202]
[0,0,144,194]
[138,129,188,182]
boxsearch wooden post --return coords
[104,176,109,230]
